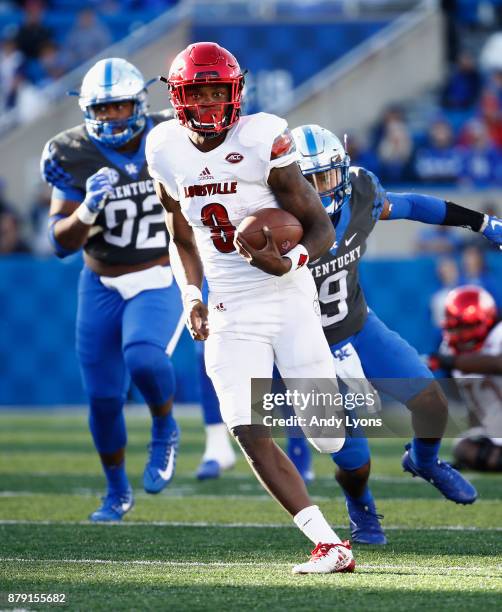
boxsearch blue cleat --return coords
[143,421,179,494]
[196,459,222,480]
[287,437,315,483]
[346,497,387,545]
[402,443,477,504]
[89,488,134,522]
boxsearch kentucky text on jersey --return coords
[310,245,362,278]
[108,179,156,199]
[184,182,238,198]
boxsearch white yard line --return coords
[0,519,501,532]
[0,474,480,483]
[1,491,495,505]
[0,557,499,574]
[0,491,277,500]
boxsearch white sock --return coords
[293,505,342,545]
[203,423,236,468]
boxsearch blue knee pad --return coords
[89,397,127,454]
[331,435,371,471]
[124,342,175,407]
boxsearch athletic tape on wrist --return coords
[182,284,203,306]
[283,244,310,275]
[76,203,98,225]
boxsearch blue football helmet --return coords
[79,58,148,147]
[292,124,351,215]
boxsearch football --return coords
[235,208,303,255]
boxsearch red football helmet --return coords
[442,285,497,353]
[166,42,244,134]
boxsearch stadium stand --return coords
[1,0,501,406]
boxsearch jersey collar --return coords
[329,200,352,255]
[89,117,153,180]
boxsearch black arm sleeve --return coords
[444,201,485,232]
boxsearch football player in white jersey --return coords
[430,286,502,471]
[146,42,354,574]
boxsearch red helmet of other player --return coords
[442,285,497,353]
[167,42,244,134]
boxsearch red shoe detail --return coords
[309,540,355,572]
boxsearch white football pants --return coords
[204,267,344,453]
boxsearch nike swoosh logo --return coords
[345,233,357,246]
[158,445,176,481]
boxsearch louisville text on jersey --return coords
[184,182,238,198]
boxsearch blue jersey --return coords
[309,167,385,344]
[41,111,172,266]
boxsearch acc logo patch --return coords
[225,152,244,164]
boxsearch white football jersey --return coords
[146,112,298,292]
[453,321,502,444]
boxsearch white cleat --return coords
[197,423,236,480]
[195,457,236,480]
[292,540,355,574]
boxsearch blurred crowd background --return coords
[0,0,501,406]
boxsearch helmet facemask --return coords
[442,286,497,354]
[166,43,245,136]
[443,320,491,354]
[78,58,149,148]
[302,157,351,215]
[83,92,147,148]
[292,125,352,216]
[169,77,244,136]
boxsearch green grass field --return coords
[1,409,501,611]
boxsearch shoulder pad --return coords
[44,125,94,165]
[146,119,179,151]
[40,126,83,189]
[40,124,94,193]
[145,119,181,194]
[237,113,288,161]
[484,321,502,354]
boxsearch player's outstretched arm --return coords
[380,192,502,248]
[430,351,502,375]
[155,180,208,341]
[269,162,335,261]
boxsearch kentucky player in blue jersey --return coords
[286,124,502,545]
[40,58,188,521]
